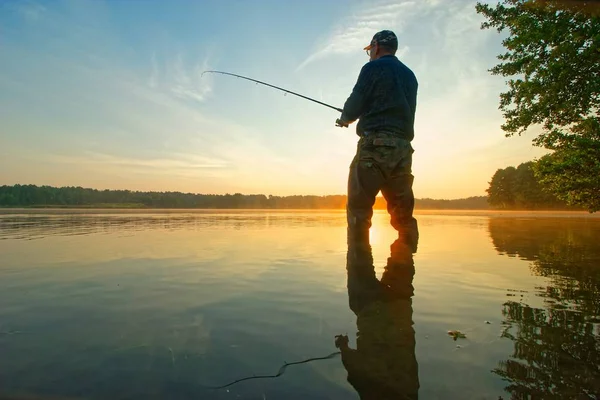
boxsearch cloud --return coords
[296,0,436,70]
[0,0,529,198]
[0,0,296,193]
[41,151,235,183]
[147,51,214,103]
[54,151,230,170]
[170,53,213,102]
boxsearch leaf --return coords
[447,330,467,340]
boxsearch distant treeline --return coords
[0,184,489,210]
[486,161,580,210]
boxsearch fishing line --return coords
[198,351,341,390]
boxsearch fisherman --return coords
[336,30,418,245]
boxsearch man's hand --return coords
[335,334,350,349]
[335,118,349,128]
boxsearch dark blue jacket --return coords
[340,55,418,141]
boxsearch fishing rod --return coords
[201,70,343,113]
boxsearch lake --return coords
[1,209,599,399]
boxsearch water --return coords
[1,210,599,399]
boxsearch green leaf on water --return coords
[447,330,467,340]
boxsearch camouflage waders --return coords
[347,131,418,244]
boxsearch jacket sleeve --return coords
[340,63,373,123]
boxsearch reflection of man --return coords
[335,234,419,399]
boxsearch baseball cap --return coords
[363,30,398,51]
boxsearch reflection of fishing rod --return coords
[201,70,343,113]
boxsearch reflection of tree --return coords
[489,218,600,315]
[335,238,419,399]
[496,302,600,399]
[488,217,600,399]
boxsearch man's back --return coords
[342,55,418,141]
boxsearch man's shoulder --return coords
[372,56,412,70]
[359,60,376,74]
[369,57,417,81]
[395,59,417,83]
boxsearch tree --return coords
[486,162,572,209]
[513,161,559,207]
[513,162,538,206]
[476,0,600,212]
[487,166,517,208]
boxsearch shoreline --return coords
[0,208,597,218]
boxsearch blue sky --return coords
[0,0,547,198]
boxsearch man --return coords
[336,30,418,245]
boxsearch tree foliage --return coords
[533,118,600,212]
[475,0,600,140]
[486,161,570,209]
[487,166,517,208]
[476,0,600,212]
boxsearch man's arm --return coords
[337,63,373,126]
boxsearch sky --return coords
[0,0,549,199]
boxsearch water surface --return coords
[1,210,599,399]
